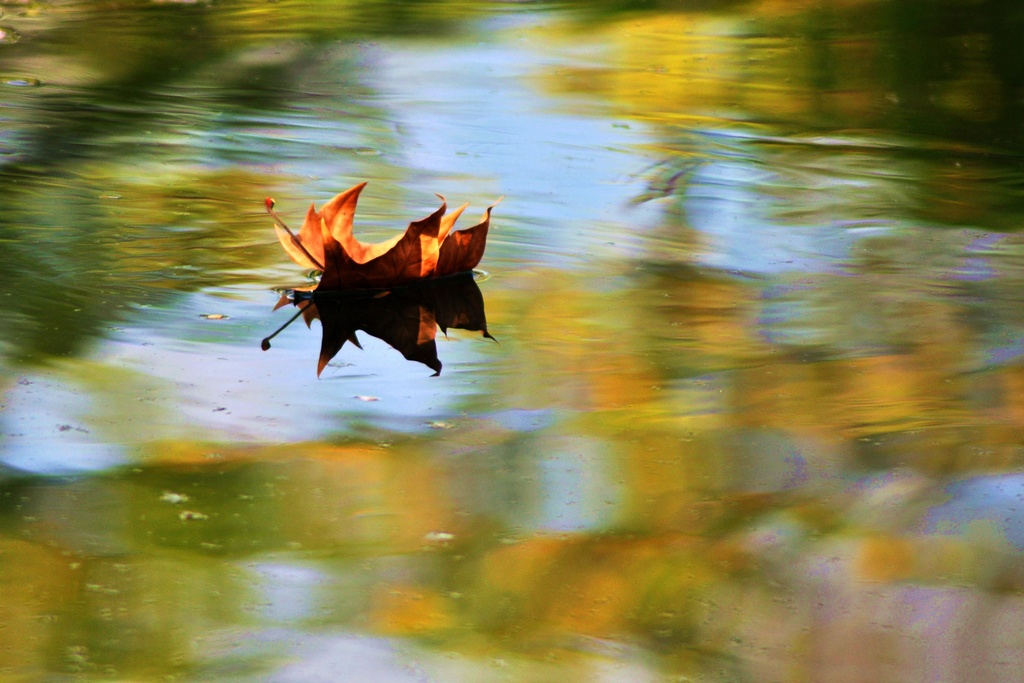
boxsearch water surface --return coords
[3,1,1024,680]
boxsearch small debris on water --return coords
[200,313,229,320]
[2,76,41,87]
[160,491,189,504]
[178,510,208,521]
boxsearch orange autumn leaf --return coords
[267,182,498,291]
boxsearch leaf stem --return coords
[265,198,325,271]
[261,298,313,350]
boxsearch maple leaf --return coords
[261,272,494,376]
[266,182,498,290]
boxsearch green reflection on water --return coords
[4,0,1024,680]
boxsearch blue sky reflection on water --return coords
[0,289,501,473]
[368,33,661,264]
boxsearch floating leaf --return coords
[267,182,498,291]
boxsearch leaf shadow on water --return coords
[262,271,495,377]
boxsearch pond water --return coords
[3,0,1024,680]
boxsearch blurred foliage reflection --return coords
[4,0,1024,680]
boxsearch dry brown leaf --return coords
[267,182,498,291]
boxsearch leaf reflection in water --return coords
[262,272,495,377]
